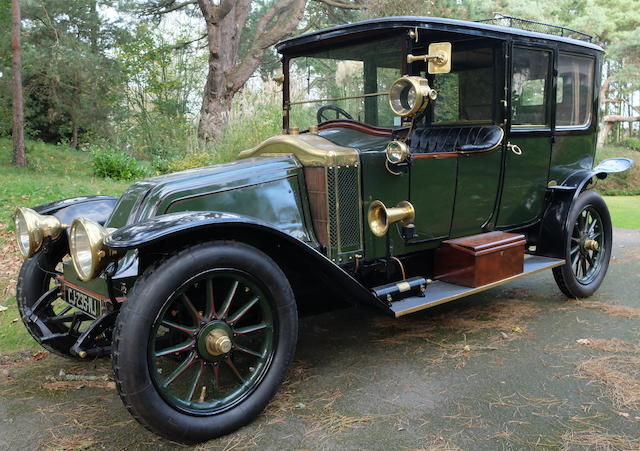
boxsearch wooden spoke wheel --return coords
[553,191,612,298]
[112,242,297,444]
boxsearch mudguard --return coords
[105,211,388,312]
[537,158,633,258]
[33,196,118,226]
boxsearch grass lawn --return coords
[0,139,130,354]
[603,196,640,229]
[0,138,130,228]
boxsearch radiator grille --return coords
[327,169,338,249]
[326,165,362,261]
[337,167,361,249]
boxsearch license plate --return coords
[64,285,103,318]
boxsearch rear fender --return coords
[537,158,633,258]
[105,212,388,313]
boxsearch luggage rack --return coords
[477,14,593,42]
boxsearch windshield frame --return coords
[281,31,407,133]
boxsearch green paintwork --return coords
[360,151,409,259]
[549,134,596,184]
[62,261,111,299]
[106,155,317,247]
[409,157,457,242]
[497,135,551,227]
[450,148,503,237]
[106,180,157,229]
[165,176,312,244]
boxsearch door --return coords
[497,46,554,228]
[409,154,457,242]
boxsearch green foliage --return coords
[91,145,148,180]
[0,138,129,226]
[14,0,128,144]
[210,87,283,163]
[595,145,640,196]
[113,23,205,159]
[622,137,640,152]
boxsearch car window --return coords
[289,37,402,129]
[431,46,495,123]
[556,54,594,128]
[511,47,551,127]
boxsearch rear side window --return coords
[511,47,551,127]
[556,54,594,128]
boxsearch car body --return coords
[13,15,633,443]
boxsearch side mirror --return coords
[406,42,452,74]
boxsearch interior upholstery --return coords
[409,125,504,154]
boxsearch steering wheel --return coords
[316,105,353,123]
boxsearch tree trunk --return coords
[597,115,640,148]
[71,120,79,149]
[195,0,307,144]
[196,5,243,143]
[11,0,26,167]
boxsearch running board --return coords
[391,255,564,317]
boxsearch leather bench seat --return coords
[409,125,504,154]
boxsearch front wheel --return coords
[112,241,298,444]
[552,190,612,298]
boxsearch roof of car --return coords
[276,16,603,54]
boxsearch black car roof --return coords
[276,16,603,54]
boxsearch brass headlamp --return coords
[385,141,410,165]
[14,207,67,258]
[388,76,437,117]
[69,217,120,282]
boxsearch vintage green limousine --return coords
[13,15,633,443]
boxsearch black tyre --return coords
[16,242,87,358]
[552,190,612,298]
[112,241,298,444]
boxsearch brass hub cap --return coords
[583,238,599,251]
[206,329,232,356]
[197,321,234,360]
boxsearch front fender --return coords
[105,211,389,313]
[106,211,280,250]
[33,196,118,226]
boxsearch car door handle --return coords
[507,142,523,155]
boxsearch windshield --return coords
[288,36,403,130]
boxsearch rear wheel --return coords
[112,241,298,444]
[553,190,612,298]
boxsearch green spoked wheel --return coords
[569,206,606,285]
[150,270,275,414]
[112,242,297,444]
[553,190,612,298]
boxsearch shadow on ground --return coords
[1,229,639,450]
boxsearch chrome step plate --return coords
[391,255,564,317]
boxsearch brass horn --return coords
[367,200,415,237]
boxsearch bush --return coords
[91,146,148,180]
[622,137,640,152]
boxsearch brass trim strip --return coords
[393,257,565,317]
[288,91,387,106]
